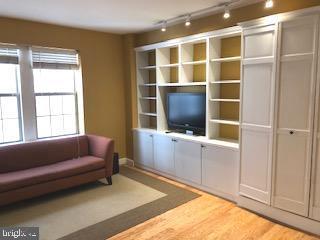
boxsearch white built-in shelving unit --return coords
[134,7,320,236]
[136,49,157,129]
[135,26,242,148]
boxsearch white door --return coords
[133,130,154,168]
[174,139,201,184]
[153,134,175,175]
[202,145,238,198]
[273,16,318,217]
[239,25,277,204]
[309,16,320,221]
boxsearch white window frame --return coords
[34,92,79,139]
[0,45,85,144]
[0,92,23,144]
[0,50,23,144]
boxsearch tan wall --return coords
[124,0,320,159]
[123,34,137,159]
[0,17,127,157]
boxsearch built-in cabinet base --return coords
[133,128,239,202]
[135,163,237,202]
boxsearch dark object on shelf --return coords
[113,152,119,174]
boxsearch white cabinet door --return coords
[202,145,238,198]
[273,16,318,217]
[153,134,175,175]
[240,25,276,204]
[274,132,311,216]
[240,128,272,203]
[242,63,273,126]
[174,139,201,184]
[133,130,154,168]
[243,25,275,59]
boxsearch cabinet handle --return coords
[201,144,206,148]
[149,134,153,137]
[289,131,294,135]
[172,139,177,142]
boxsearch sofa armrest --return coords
[87,135,114,177]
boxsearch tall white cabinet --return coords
[238,10,320,235]
[239,24,277,204]
[273,15,319,217]
[309,16,320,222]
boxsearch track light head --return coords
[185,15,191,26]
[223,7,230,19]
[265,0,273,8]
[161,21,167,32]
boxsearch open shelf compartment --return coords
[180,39,207,84]
[207,34,241,143]
[157,46,179,84]
[137,49,158,130]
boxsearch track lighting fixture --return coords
[159,0,274,31]
[161,21,167,32]
[185,15,191,26]
[265,0,274,9]
[223,7,230,19]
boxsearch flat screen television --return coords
[167,92,206,135]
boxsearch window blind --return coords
[0,45,19,64]
[32,47,79,69]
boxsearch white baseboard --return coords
[119,158,135,167]
[237,195,320,236]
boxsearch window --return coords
[34,69,78,138]
[0,44,84,145]
[0,47,21,144]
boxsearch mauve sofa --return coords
[0,134,114,206]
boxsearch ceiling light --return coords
[161,21,167,32]
[223,7,230,19]
[185,15,191,26]
[265,0,274,8]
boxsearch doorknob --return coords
[289,130,294,135]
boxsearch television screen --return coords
[167,92,206,134]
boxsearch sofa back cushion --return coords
[0,135,89,173]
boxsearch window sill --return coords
[0,133,85,148]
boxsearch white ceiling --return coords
[0,0,263,34]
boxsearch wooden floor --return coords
[111,167,320,240]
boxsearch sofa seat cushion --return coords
[0,156,105,193]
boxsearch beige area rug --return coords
[0,166,200,240]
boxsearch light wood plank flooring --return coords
[111,166,320,240]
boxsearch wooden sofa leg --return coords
[106,176,112,185]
